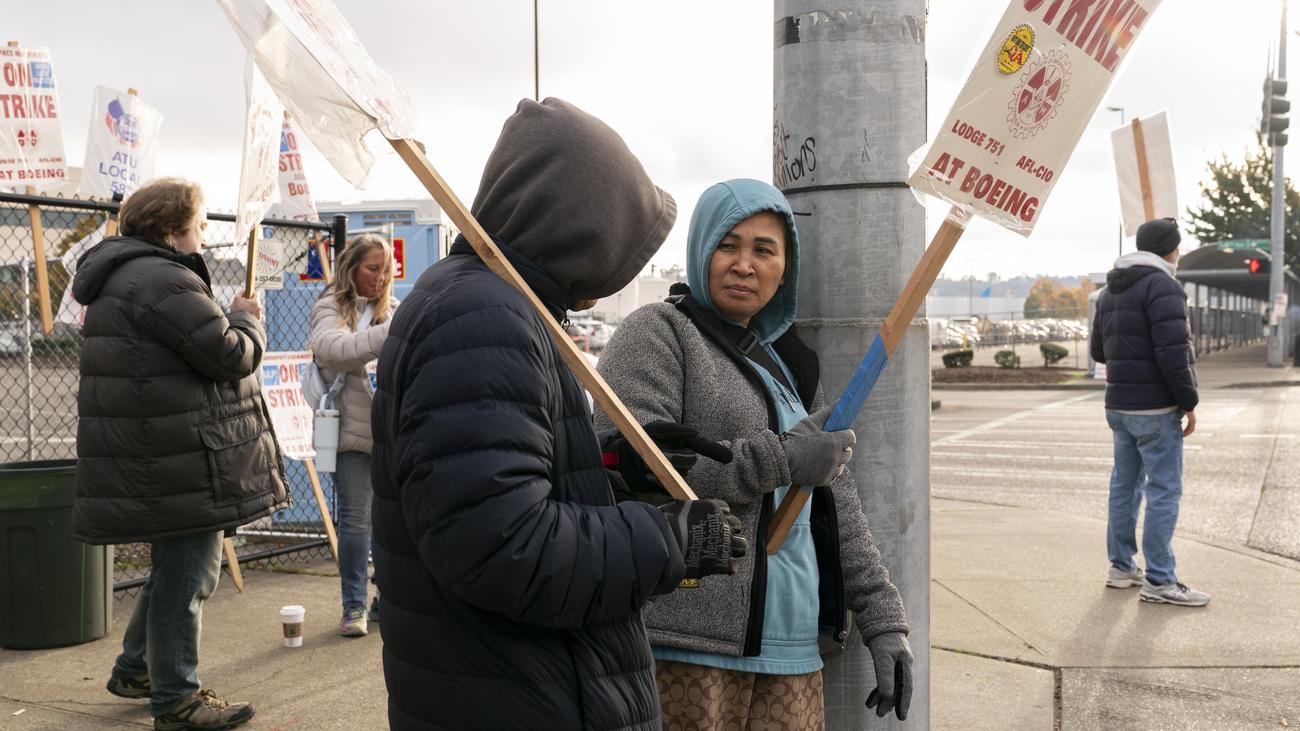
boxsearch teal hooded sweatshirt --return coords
[655,179,823,675]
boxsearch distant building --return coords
[590,270,686,322]
[926,294,1027,321]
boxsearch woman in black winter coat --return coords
[73,177,287,730]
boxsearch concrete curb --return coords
[932,381,1104,391]
[934,380,1300,391]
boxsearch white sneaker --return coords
[1105,566,1145,589]
[1139,580,1210,607]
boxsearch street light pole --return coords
[1269,2,1288,367]
[1106,105,1125,258]
[775,2,929,726]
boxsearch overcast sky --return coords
[6,1,1290,279]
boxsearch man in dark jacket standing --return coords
[370,98,747,731]
[74,178,288,729]
[1090,217,1206,607]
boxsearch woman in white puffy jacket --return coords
[307,233,397,637]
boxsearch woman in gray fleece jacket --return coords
[595,179,912,728]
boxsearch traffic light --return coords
[1263,76,1290,146]
[1248,257,1271,274]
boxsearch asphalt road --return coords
[931,386,1300,562]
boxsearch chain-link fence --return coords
[0,191,348,596]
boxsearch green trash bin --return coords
[0,459,113,650]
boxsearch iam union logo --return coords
[1006,49,1071,140]
[104,97,141,147]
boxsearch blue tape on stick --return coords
[826,334,888,431]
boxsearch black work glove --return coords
[865,632,914,721]
[602,421,732,500]
[779,406,856,486]
[659,498,747,579]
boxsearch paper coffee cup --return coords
[280,605,305,648]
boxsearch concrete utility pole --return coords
[1269,1,1288,367]
[774,3,928,728]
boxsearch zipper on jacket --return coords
[741,491,773,656]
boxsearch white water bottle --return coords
[313,407,340,472]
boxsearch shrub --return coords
[1040,342,1068,367]
[942,349,974,368]
[994,349,1020,369]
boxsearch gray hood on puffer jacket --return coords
[470,97,677,304]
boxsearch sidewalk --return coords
[931,499,1300,729]
[6,498,1298,729]
[1191,342,1300,389]
[0,564,388,730]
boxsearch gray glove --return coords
[865,632,914,721]
[779,405,856,486]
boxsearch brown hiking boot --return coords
[106,671,152,699]
[153,689,254,730]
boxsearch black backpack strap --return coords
[667,284,798,398]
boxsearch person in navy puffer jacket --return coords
[1090,217,1207,607]
[369,98,748,731]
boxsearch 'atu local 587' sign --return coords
[908,0,1161,236]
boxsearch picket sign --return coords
[6,43,54,335]
[80,86,161,201]
[767,0,1165,553]
[1111,112,1177,234]
[236,61,282,300]
[218,0,696,501]
[260,351,340,565]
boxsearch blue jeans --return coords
[1105,410,1184,586]
[336,451,373,609]
[113,530,222,716]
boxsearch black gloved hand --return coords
[779,405,856,486]
[865,632,914,721]
[602,421,732,497]
[659,498,747,579]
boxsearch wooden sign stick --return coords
[388,137,697,500]
[24,186,54,335]
[767,209,969,554]
[105,192,122,236]
[304,457,340,565]
[1131,118,1155,221]
[223,538,245,592]
[243,227,259,298]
